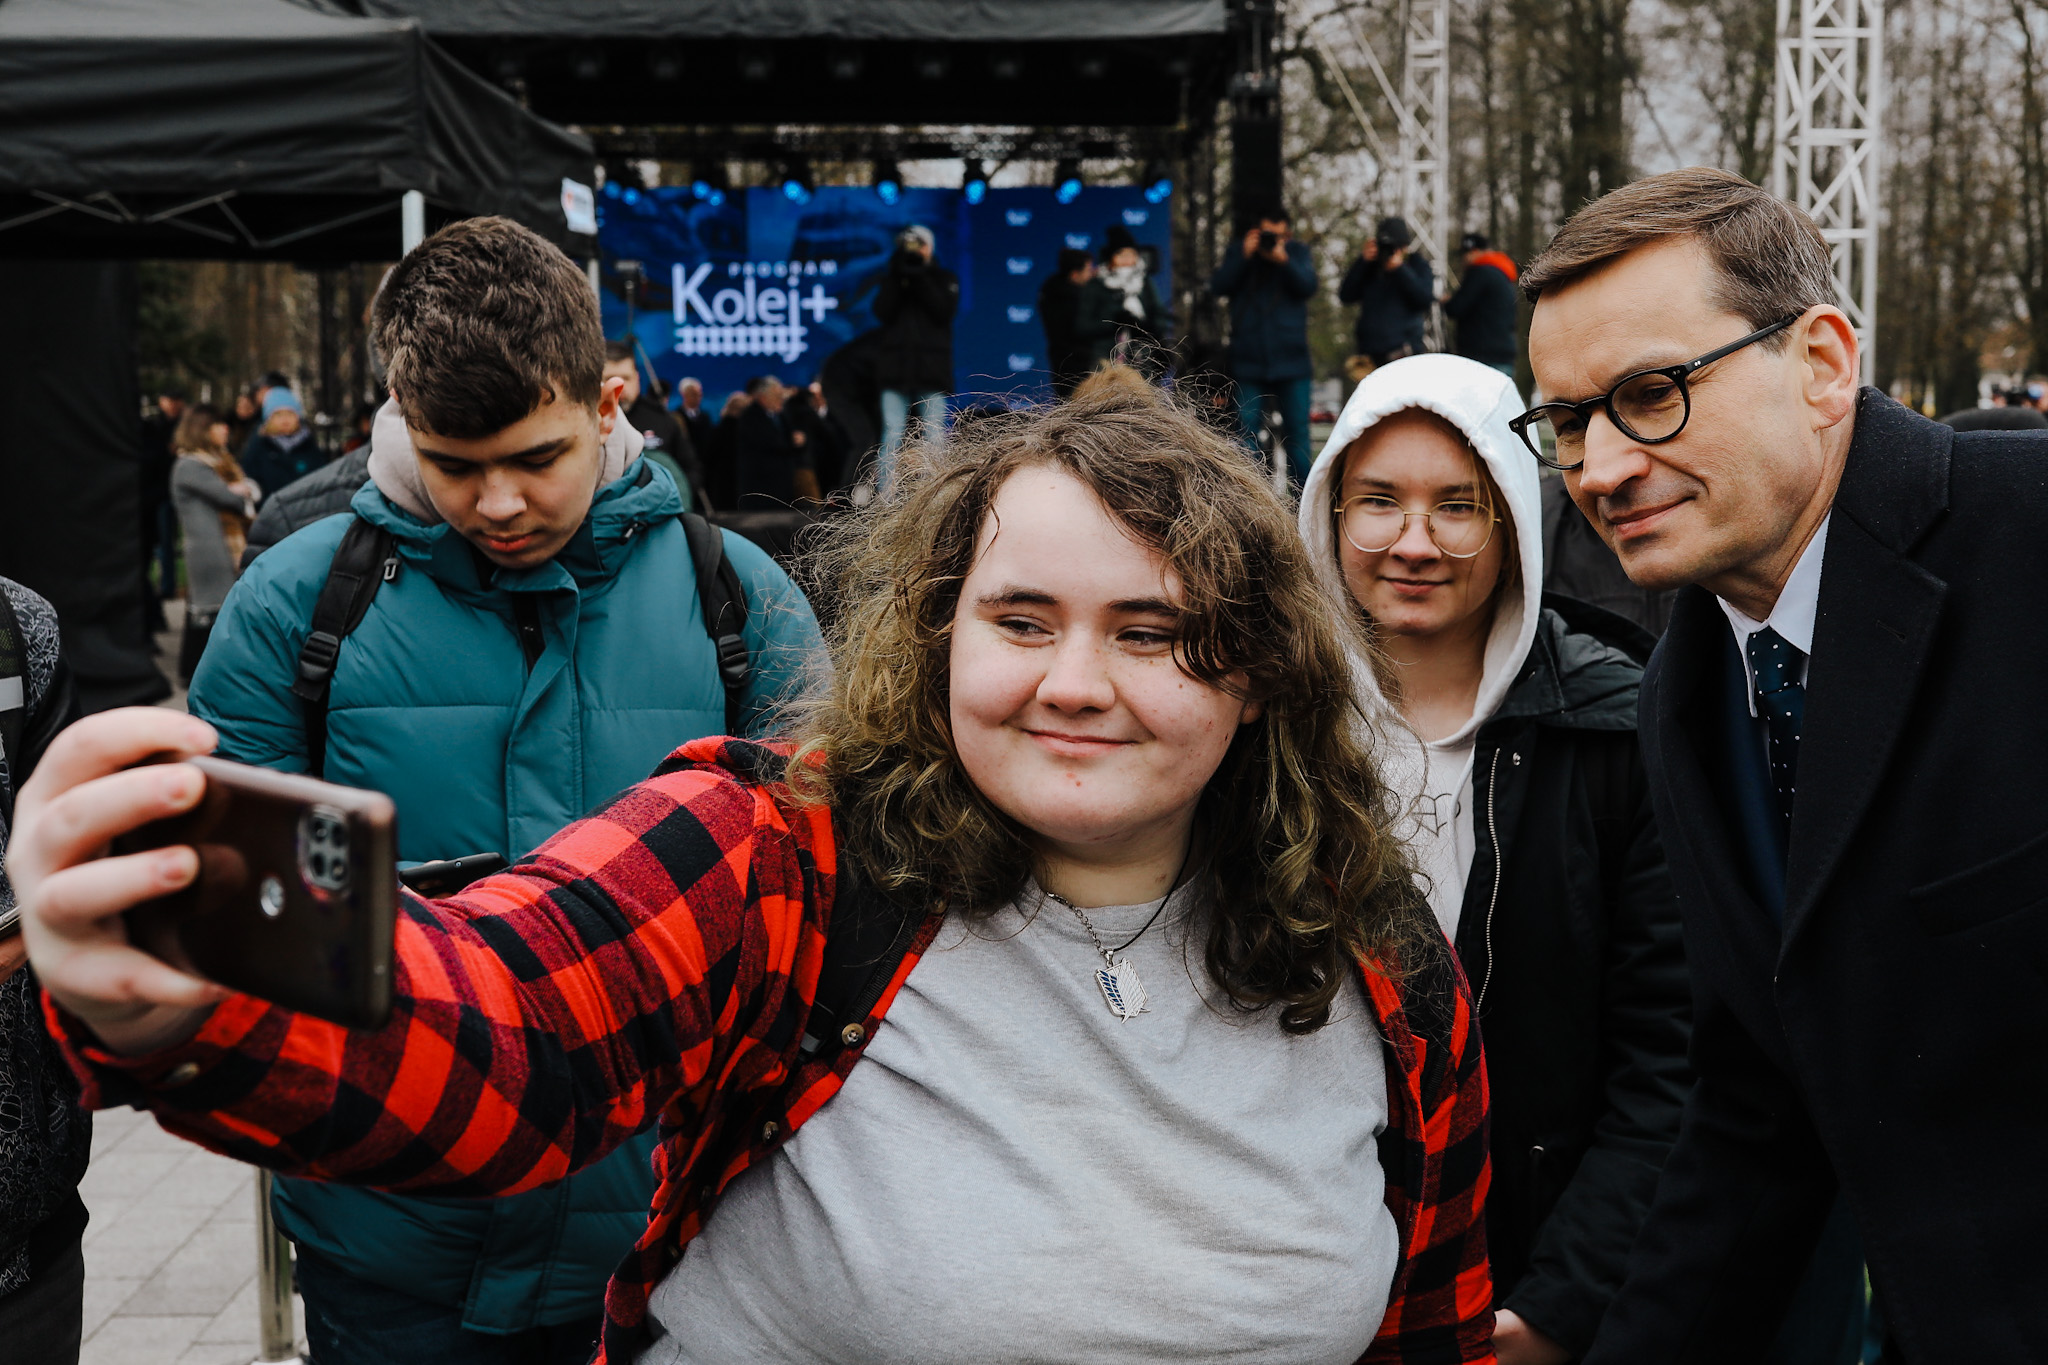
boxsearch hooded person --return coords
[1299,353,1691,1363]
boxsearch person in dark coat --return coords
[1089,226,1170,380]
[239,388,324,497]
[675,378,715,462]
[1442,232,1521,377]
[0,578,83,1365]
[1519,166,2048,1365]
[1541,476,1678,636]
[604,341,705,510]
[1302,355,1689,1364]
[783,381,844,494]
[871,224,959,488]
[139,390,185,609]
[733,375,815,509]
[818,336,881,492]
[1208,206,1320,486]
[1338,216,1435,367]
[240,445,371,569]
[1037,247,1101,399]
[703,391,748,511]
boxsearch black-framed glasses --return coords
[1508,314,1803,471]
[1335,494,1499,558]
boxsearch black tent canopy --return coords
[330,0,1232,127]
[0,0,597,262]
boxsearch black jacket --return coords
[1453,596,1690,1355]
[241,429,326,500]
[1443,256,1520,366]
[626,394,706,509]
[1036,272,1097,392]
[1339,253,1434,359]
[872,252,959,395]
[733,404,810,509]
[240,446,371,568]
[1587,390,2048,1364]
[1540,476,1677,637]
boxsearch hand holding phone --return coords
[8,709,398,1053]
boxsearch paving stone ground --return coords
[72,604,306,1363]
[79,1107,304,1365]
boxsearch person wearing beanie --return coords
[1087,225,1169,381]
[1442,232,1522,378]
[1339,215,1436,369]
[240,384,325,496]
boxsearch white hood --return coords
[364,395,644,526]
[1297,354,1543,934]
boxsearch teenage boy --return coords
[188,217,824,1365]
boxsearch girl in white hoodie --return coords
[1301,354,1692,1364]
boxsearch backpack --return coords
[290,511,752,778]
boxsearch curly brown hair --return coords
[788,386,1430,1032]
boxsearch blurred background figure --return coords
[1442,232,1521,381]
[1339,216,1434,369]
[604,339,704,510]
[137,388,186,629]
[239,386,322,497]
[734,374,818,509]
[1094,225,1170,380]
[1209,205,1318,486]
[167,404,258,684]
[675,376,713,460]
[872,224,958,488]
[1038,247,1099,399]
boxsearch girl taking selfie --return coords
[12,388,1494,1364]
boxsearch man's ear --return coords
[596,375,627,439]
[1799,306,1860,429]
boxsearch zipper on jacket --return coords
[1475,746,1505,1013]
[511,595,545,672]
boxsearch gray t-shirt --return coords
[643,883,1401,1364]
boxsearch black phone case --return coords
[116,757,398,1030]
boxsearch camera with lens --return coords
[1257,229,1279,254]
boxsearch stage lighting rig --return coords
[1142,162,1173,204]
[963,159,989,205]
[780,159,815,205]
[874,158,904,206]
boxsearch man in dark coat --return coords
[1526,166,2048,1365]
[1338,216,1434,366]
[871,224,959,488]
[675,378,715,462]
[604,341,705,510]
[1443,232,1521,377]
[1208,206,1319,486]
[1037,248,1101,398]
[138,390,185,610]
[732,375,814,509]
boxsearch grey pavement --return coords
[72,600,307,1364]
[80,1107,304,1365]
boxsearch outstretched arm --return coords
[12,709,825,1199]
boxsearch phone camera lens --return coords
[259,876,286,919]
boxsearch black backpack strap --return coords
[678,511,752,735]
[291,517,398,778]
[799,857,923,1060]
[0,587,25,825]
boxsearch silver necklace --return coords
[1040,855,1191,1021]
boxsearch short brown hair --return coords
[1521,168,1832,346]
[786,385,1432,1034]
[373,217,603,438]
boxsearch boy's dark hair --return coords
[602,338,635,364]
[373,217,604,439]
[1260,205,1290,225]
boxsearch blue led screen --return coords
[596,183,1171,408]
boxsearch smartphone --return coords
[114,756,398,1030]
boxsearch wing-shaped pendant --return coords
[1095,954,1150,1020]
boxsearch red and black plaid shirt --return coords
[50,738,1494,1363]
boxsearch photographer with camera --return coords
[1208,206,1320,487]
[871,224,959,491]
[1339,217,1435,371]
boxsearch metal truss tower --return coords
[1773,0,1884,378]
[1397,0,1451,277]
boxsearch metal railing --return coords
[252,1171,303,1364]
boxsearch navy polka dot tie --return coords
[1745,625,1806,840]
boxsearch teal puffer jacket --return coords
[188,459,824,1333]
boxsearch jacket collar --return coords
[347,459,684,595]
[1489,595,1648,731]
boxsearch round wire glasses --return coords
[1508,315,1802,471]
[1335,494,1499,558]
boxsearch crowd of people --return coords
[0,164,2034,1365]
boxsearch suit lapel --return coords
[1781,391,1952,943]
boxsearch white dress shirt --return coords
[1717,513,1831,714]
